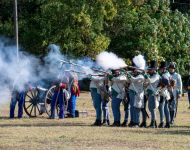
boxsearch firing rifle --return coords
[59,59,83,67]
[91,67,109,74]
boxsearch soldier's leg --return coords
[18,92,25,118]
[140,96,147,128]
[90,89,102,125]
[170,98,176,124]
[50,91,58,119]
[129,90,135,126]
[58,91,64,119]
[148,96,157,128]
[123,100,130,125]
[164,100,170,128]
[68,94,77,117]
[10,92,17,118]
[102,100,110,125]
[134,107,140,127]
[111,97,122,126]
[158,96,165,128]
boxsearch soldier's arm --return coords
[147,75,160,84]
[112,75,127,82]
[130,74,144,83]
[177,74,183,95]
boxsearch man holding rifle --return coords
[168,62,182,125]
[89,68,110,126]
[127,64,145,128]
[109,69,128,127]
[145,60,160,128]
[158,61,171,128]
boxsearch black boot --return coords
[165,122,170,128]
[107,119,110,126]
[170,111,175,125]
[121,121,128,127]
[102,119,106,124]
[155,121,157,128]
[132,123,139,128]
[112,121,120,127]
[139,122,147,128]
[128,121,134,127]
[102,119,110,126]
[158,122,164,128]
[149,120,156,128]
[92,119,102,126]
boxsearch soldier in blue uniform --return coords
[10,89,26,119]
[110,69,128,126]
[67,71,80,118]
[128,67,145,128]
[145,60,160,128]
[168,62,182,125]
[158,61,171,128]
[50,82,67,119]
[89,72,110,126]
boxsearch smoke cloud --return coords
[0,37,135,107]
[96,51,127,70]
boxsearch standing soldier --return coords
[158,61,171,128]
[100,78,110,125]
[50,69,70,119]
[168,62,182,125]
[128,68,145,128]
[145,60,160,128]
[89,72,110,126]
[110,69,127,126]
[10,89,26,119]
[67,71,80,118]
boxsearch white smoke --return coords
[132,54,146,70]
[96,51,127,70]
[0,37,132,107]
[0,37,39,105]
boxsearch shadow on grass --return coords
[0,122,92,127]
[122,126,190,136]
[158,129,190,135]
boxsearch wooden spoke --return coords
[26,103,32,109]
[30,105,34,115]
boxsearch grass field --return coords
[0,91,190,150]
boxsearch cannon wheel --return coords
[44,85,56,117]
[24,88,41,117]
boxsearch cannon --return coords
[24,84,71,117]
[23,59,76,118]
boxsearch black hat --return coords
[168,62,176,69]
[148,60,157,70]
[159,61,167,69]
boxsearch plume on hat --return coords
[132,55,146,70]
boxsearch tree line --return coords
[0,0,190,77]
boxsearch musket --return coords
[91,68,109,74]
[59,59,83,67]
[120,65,146,73]
[64,69,86,75]
[64,69,106,77]
[90,74,106,77]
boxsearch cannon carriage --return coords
[24,83,71,118]
[23,60,75,118]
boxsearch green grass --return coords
[0,91,190,150]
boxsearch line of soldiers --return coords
[90,61,182,128]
